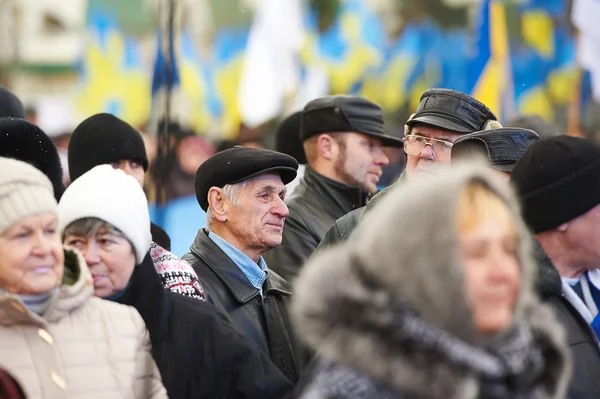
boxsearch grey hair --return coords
[62,217,133,252]
[205,180,248,230]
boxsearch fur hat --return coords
[0,118,65,201]
[0,87,25,119]
[58,165,151,263]
[68,113,149,181]
[0,157,57,235]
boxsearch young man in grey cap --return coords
[264,95,403,283]
[316,89,501,251]
[182,146,301,384]
[511,135,600,399]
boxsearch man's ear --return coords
[207,187,229,222]
[556,223,568,233]
[317,134,337,161]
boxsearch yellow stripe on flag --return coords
[472,0,509,118]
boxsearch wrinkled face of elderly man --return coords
[207,172,289,261]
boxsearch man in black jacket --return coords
[263,95,404,283]
[183,146,301,384]
[511,135,600,399]
[316,89,501,250]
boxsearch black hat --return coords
[511,136,600,233]
[506,114,560,139]
[275,111,307,164]
[406,89,498,133]
[195,146,298,211]
[300,95,402,147]
[451,128,540,172]
[0,117,65,200]
[68,113,149,181]
[0,87,25,119]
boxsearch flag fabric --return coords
[572,0,600,102]
[468,0,514,121]
[150,0,183,131]
[238,0,305,128]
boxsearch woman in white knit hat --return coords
[0,157,167,399]
[58,165,294,399]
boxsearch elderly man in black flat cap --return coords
[264,95,404,283]
[313,89,502,253]
[182,146,301,383]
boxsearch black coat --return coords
[118,254,294,399]
[183,230,300,384]
[263,166,368,283]
[534,243,600,399]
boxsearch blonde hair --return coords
[457,181,516,235]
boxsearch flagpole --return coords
[567,29,583,137]
[155,0,176,206]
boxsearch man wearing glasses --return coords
[317,88,501,250]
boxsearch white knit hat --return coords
[58,165,151,263]
[0,157,57,234]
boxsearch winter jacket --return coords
[118,252,294,399]
[293,164,571,399]
[264,166,368,283]
[183,229,300,384]
[534,243,600,399]
[315,176,401,253]
[0,247,167,399]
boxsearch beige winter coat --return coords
[0,247,167,399]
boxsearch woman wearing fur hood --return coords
[293,163,571,399]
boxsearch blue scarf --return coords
[105,270,136,302]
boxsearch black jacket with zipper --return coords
[263,166,368,284]
[534,243,600,399]
[182,230,300,384]
[118,253,294,399]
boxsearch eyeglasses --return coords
[403,134,454,161]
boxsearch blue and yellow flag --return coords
[467,0,514,121]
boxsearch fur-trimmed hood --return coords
[293,163,570,398]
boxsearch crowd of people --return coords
[0,83,597,398]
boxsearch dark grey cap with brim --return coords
[301,95,403,148]
[407,89,498,134]
[451,128,540,172]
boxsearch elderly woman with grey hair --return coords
[293,163,571,399]
[0,157,166,399]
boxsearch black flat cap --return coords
[275,111,307,164]
[301,95,402,147]
[451,128,539,172]
[0,117,65,200]
[407,89,497,133]
[0,87,25,119]
[195,146,298,211]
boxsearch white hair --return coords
[205,180,248,230]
